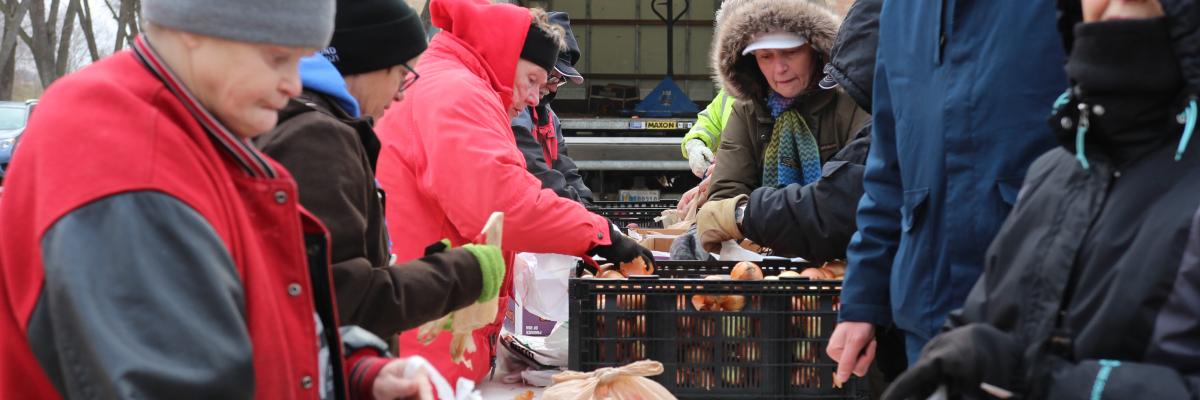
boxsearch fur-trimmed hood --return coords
[712,0,840,101]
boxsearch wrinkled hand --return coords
[686,139,714,178]
[826,321,877,387]
[696,195,746,253]
[696,163,716,206]
[882,323,1021,400]
[373,358,434,400]
[678,186,701,212]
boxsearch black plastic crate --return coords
[569,261,867,399]
[588,200,677,229]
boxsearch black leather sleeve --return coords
[741,126,871,262]
[29,191,254,399]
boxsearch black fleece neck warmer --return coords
[1056,17,1185,165]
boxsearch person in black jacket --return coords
[695,0,880,262]
[883,0,1200,399]
[511,12,593,204]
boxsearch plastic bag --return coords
[717,239,764,262]
[541,360,677,400]
[513,253,575,322]
[398,355,482,400]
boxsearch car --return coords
[0,100,36,181]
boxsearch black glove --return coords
[883,324,1022,400]
[589,222,654,266]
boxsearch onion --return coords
[731,261,764,281]
[778,270,802,278]
[800,268,825,280]
[620,257,653,276]
[718,295,746,312]
[822,261,846,279]
[692,295,720,311]
[599,269,626,279]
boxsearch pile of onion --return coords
[587,258,655,280]
[691,262,763,312]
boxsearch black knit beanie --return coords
[521,24,560,72]
[322,0,427,76]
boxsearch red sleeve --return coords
[410,89,611,255]
[345,349,390,400]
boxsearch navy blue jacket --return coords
[840,0,1067,341]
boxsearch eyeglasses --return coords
[401,63,420,91]
[547,73,569,88]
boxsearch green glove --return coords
[460,244,505,303]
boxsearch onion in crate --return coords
[730,261,763,281]
[598,269,626,279]
[691,275,727,311]
[778,270,802,278]
[619,256,654,276]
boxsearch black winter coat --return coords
[742,125,869,262]
[511,106,593,204]
[945,12,1200,399]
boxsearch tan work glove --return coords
[696,194,747,254]
[415,242,506,370]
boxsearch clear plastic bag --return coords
[513,253,575,322]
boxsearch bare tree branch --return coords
[0,0,31,77]
[103,0,119,21]
[111,0,139,52]
[76,0,100,61]
[54,0,81,78]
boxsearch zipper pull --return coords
[1075,103,1091,170]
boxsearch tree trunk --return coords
[109,0,139,52]
[0,49,14,101]
[53,0,80,79]
[0,0,29,99]
[22,0,56,89]
[76,0,100,61]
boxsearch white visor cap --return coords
[742,31,808,55]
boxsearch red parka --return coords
[375,0,610,385]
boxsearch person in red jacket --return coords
[374,0,653,385]
[0,0,443,398]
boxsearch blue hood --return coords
[299,54,360,118]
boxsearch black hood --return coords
[1051,15,1187,167]
[1058,0,1200,93]
[823,0,881,111]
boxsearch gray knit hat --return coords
[143,0,335,49]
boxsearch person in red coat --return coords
[374,0,653,386]
[0,0,440,398]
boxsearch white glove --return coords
[685,139,714,178]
